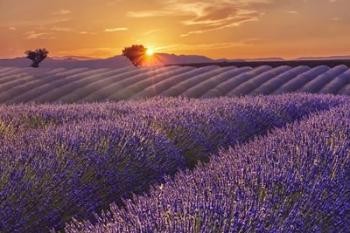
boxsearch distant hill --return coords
[0,53,216,69]
[246,57,285,62]
[297,56,350,61]
[0,56,131,69]
[152,53,214,65]
[2,54,350,69]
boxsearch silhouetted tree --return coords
[25,48,49,68]
[122,45,147,67]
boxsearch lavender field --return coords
[1,94,349,233]
[1,65,350,104]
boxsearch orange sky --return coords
[0,0,349,59]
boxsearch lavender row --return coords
[0,94,345,132]
[0,95,347,233]
[66,104,350,233]
[0,120,186,233]
[131,95,346,167]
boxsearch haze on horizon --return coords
[0,0,349,59]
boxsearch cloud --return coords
[143,29,162,36]
[52,9,72,15]
[56,47,120,57]
[127,10,176,18]
[181,17,259,37]
[127,0,273,36]
[156,39,259,52]
[181,8,262,36]
[25,31,54,40]
[331,17,341,21]
[9,27,16,31]
[50,26,72,32]
[79,31,96,35]
[104,27,128,32]
[5,17,71,27]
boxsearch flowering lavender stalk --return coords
[65,104,350,233]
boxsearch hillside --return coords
[2,54,350,69]
[0,53,214,69]
[0,64,350,104]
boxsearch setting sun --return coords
[146,48,154,56]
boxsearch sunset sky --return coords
[0,0,349,59]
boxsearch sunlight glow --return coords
[146,48,154,56]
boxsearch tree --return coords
[25,48,49,68]
[122,45,147,67]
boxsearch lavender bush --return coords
[0,120,185,232]
[65,104,350,233]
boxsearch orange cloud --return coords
[25,31,54,40]
[52,9,72,15]
[127,0,269,37]
[104,27,128,32]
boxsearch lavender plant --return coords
[65,105,350,233]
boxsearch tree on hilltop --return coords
[122,45,147,67]
[25,48,49,68]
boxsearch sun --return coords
[146,48,154,56]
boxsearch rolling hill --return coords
[0,64,350,104]
[0,53,215,69]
